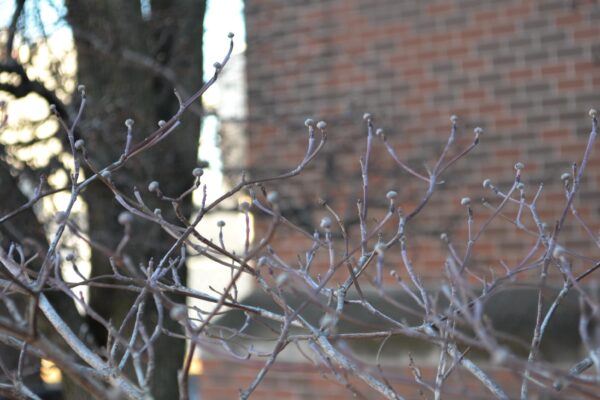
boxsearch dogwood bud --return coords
[148,181,159,192]
[320,216,332,230]
[192,167,204,177]
[238,201,250,212]
[118,212,133,225]
[267,191,279,203]
[169,305,187,321]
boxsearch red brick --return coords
[235,1,600,397]
[504,3,532,18]
[508,67,534,81]
[557,78,585,90]
[426,2,454,16]
[555,13,584,27]
[462,88,487,101]
[539,63,567,78]
[572,26,600,40]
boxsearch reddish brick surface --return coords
[199,358,592,399]
[241,0,599,276]
[206,1,600,398]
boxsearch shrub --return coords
[0,35,599,400]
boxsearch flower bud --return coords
[169,305,187,321]
[267,191,279,203]
[492,347,509,365]
[74,139,85,151]
[118,212,133,225]
[238,201,250,212]
[192,167,204,177]
[148,181,160,192]
[552,244,566,259]
[276,273,289,287]
[320,216,332,230]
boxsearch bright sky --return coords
[204,0,246,79]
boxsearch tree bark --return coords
[64,2,205,398]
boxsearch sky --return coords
[204,0,246,79]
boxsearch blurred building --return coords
[200,1,600,398]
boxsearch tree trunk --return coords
[64,2,205,398]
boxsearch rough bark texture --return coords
[64,2,205,398]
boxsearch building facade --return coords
[200,1,600,398]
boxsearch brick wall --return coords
[199,358,528,400]
[202,0,600,398]
[241,0,600,279]
[199,357,591,399]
